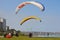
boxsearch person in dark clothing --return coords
[29,33,32,38]
[11,33,13,37]
[47,32,49,36]
[15,33,19,37]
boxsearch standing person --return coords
[11,32,13,37]
[15,32,19,37]
[29,33,32,38]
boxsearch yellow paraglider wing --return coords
[20,16,41,25]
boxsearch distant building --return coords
[0,18,6,32]
[6,26,9,31]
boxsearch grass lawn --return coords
[0,36,60,40]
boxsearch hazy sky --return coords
[0,0,60,32]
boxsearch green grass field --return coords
[0,36,60,40]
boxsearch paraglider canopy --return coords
[20,16,42,25]
[16,1,45,14]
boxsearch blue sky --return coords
[0,0,60,32]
